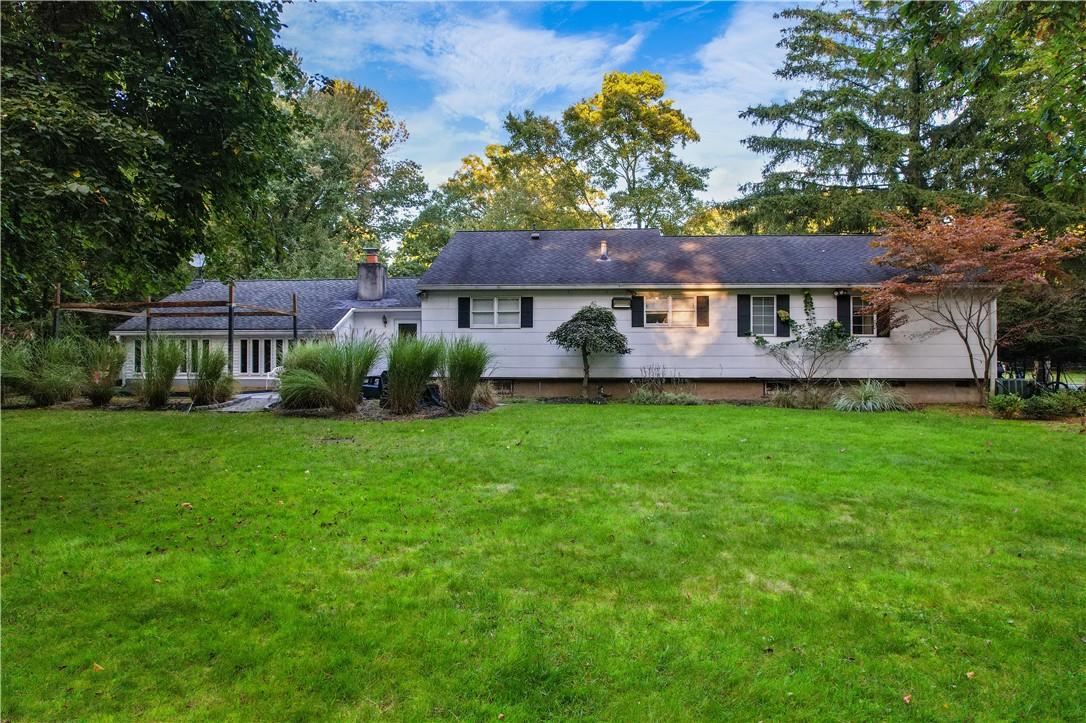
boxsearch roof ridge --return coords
[198,276,420,283]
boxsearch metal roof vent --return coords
[598,239,609,261]
[530,231,541,240]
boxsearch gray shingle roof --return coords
[418,229,896,287]
[113,278,419,333]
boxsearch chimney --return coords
[357,247,386,300]
[598,239,609,260]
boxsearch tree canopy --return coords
[1,1,300,318]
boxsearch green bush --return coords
[386,336,445,415]
[1020,390,1085,420]
[82,338,126,406]
[135,337,185,409]
[988,393,1024,419]
[832,379,910,412]
[441,337,493,413]
[628,388,701,405]
[189,346,235,406]
[768,385,830,409]
[279,338,382,413]
[0,337,84,406]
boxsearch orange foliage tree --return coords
[865,204,1082,401]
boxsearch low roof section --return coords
[113,278,420,334]
[418,228,897,288]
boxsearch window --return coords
[134,339,142,374]
[180,339,210,373]
[471,297,520,328]
[644,295,696,327]
[398,322,418,338]
[239,338,285,374]
[751,296,777,336]
[851,295,876,336]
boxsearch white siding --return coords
[340,309,422,373]
[421,289,986,380]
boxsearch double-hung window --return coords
[751,296,777,336]
[471,297,520,328]
[644,295,696,327]
[851,295,876,336]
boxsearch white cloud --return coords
[670,3,801,201]
[280,3,644,188]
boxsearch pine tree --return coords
[732,1,979,233]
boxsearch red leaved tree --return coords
[865,204,1082,402]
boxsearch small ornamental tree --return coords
[753,291,867,394]
[547,304,631,398]
[866,204,1083,401]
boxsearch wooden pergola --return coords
[52,283,298,369]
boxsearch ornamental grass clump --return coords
[441,337,493,413]
[279,338,382,413]
[832,379,909,412]
[136,337,185,409]
[0,337,85,406]
[82,338,126,406]
[189,346,235,406]
[386,336,445,415]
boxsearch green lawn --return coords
[2,404,1084,720]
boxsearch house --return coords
[114,229,991,402]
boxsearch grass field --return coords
[2,404,1084,720]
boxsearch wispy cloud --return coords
[669,3,801,201]
[279,2,798,202]
[281,3,643,141]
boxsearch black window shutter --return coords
[457,297,470,328]
[775,294,790,336]
[696,295,710,327]
[836,293,852,333]
[631,296,644,327]
[520,297,533,328]
[876,305,891,337]
[737,294,751,336]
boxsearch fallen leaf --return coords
[903,694,912,705]
[153,577,161,584]
[966,671,975,680]
[180,502,193,510]
[92,662,104,672]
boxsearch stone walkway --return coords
[213,392,279,413]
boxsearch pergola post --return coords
[227,283,235,373]
[292,293,298,342]
[52,284,61,337]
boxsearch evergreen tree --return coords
[732,1,979,233]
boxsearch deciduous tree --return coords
[864,204,1083,401]
[546,304,631,398]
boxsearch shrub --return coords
[832,379,910,412]
[1020,390,1084,420]
[988,393,1024,419]
[769,385,831,409]
[82,338,126,406]
[386,336,445,415]
[279,338,382,413]
[628,388,701,405]
[189,346,235,406]
[0,337,84,406]
[441,337,493,412]
[135,337,185,409]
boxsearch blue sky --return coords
[279,1,802,201]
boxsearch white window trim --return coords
[750,295,777,336]
[850,295,878,336]
[238,337,288,375]
[470,296,521,328]
[643,295,698,328]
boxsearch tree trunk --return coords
[581,348,590,399]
